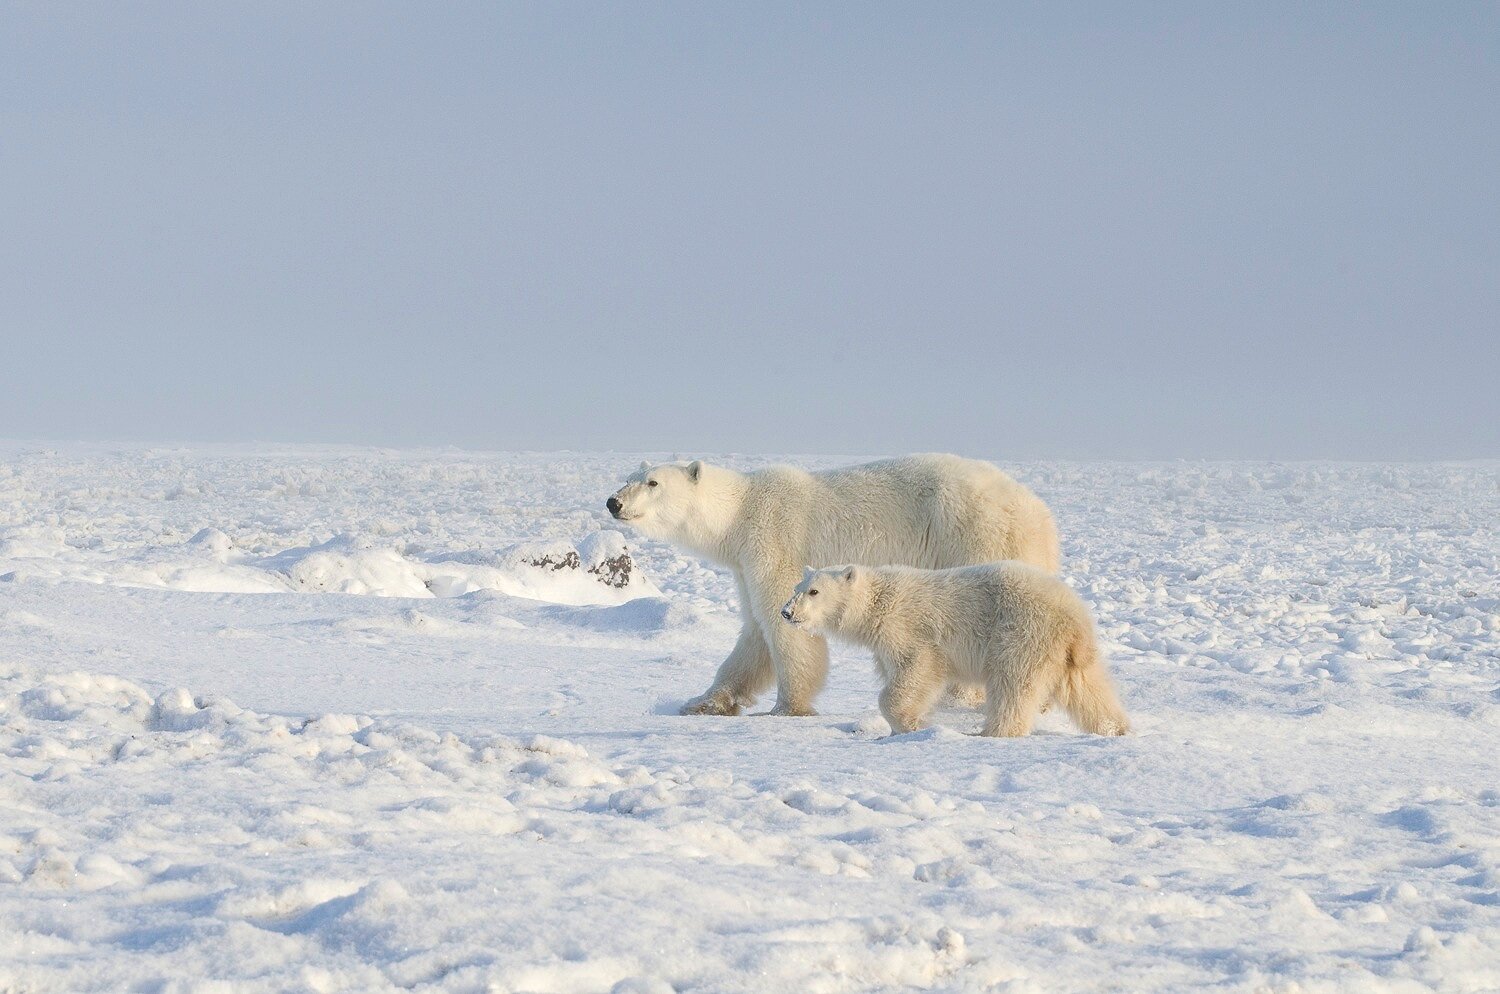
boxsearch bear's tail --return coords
[1056,630,1130,736]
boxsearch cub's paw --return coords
[679,691,743,717]
[881,710,928,735]
[766,702,818,717]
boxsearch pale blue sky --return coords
[2,3,1496,458]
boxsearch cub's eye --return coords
[647,480,658,488]
[808,589,819,596]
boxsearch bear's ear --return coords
[638,461,650,474]
[843,566,857,581]
[687,460,704,483]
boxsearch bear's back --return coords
[730,455,1056,575]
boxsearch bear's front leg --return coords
[762,615,828,716]
[680,618,773,716]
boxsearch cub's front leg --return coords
[877,648,948,734]
[746,566,829,716]
[761,611,829,716]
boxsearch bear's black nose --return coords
[781,606,794,621]
[606,496,623,518]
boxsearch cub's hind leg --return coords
[979,644,1056,738]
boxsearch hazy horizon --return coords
[3,4,1496,460]
[6,436,1499,470]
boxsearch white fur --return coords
[781,562,1129,738]
[607,455,1060,716]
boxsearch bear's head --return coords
[780,565,861,633]
[605,460,708,538]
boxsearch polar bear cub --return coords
[781,562,1129,738]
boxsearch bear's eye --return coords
[808,589,819,596]
[647,480,658,488]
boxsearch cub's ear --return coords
[638,460,651,474]
[803,565,816,578]
[843,566,858,581]
[687,460,704,483]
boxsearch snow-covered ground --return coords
[1,444,1497,993]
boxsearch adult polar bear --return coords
[606,454,1060,716]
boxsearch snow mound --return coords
[0,520,659,605]
[423,531,658,604]
[257,531,660,604]
[542,596,712,635]
[262,535,434,597]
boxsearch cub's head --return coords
[605,460,706,537]
[780,565,861,632]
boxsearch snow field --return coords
[1,445,1497,992]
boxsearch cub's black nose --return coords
[781,606,794,621]
[606,496,623,518]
